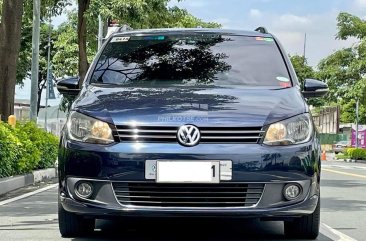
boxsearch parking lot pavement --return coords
[0,187,334,241]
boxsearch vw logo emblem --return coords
[177,125,201,147]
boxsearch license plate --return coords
[156,161,220,183]
[145,160,232,181]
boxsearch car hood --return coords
[72,85,307,127]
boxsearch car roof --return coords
[110,28,273,38]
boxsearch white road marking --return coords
[0,183,58,206]
[320,223,358,241]
[323,164,366,170]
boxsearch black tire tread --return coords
[284,200,320,239]
[58,201,95,237]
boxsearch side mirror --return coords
[302,79,328,98]
[57,77,81,96]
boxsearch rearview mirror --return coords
[302,79,328,98]
[57,77,81,96]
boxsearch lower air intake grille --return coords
[112,182,265,208]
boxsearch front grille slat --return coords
[118,130,177,133]
[114,191,263,194]
[120,200,258,204]
[116,195,250,199]
[112,182,265,208]
[200,130,265,134]
[200,136,261,140]
[119,135,176,139]
[115,125,263,144]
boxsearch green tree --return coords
[337,12,366,40]
[315,12,366,123]
[53,12,96,78]
[289,55,315,87]
[290,55,325,107]
[317,48,359,103]
[16,20,63,113]
[77,0,90,85]
[0,0,69,120]
[339,99,366,124]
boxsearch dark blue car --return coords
[57,28,328,239]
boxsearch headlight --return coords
[67,111,114,144]
[263,113,313,146]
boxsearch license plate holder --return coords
[145,160,232,182]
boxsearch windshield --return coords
[90,33,291,87]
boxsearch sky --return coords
[16,0,365,103]
[169,0,363,66]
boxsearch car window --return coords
[90,34,291,87]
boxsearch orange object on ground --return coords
[321,151,326,161]
[8,115,16,128]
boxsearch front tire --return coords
[58,200,95,237]
[284,199,320,239]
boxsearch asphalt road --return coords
[0,160,364,241]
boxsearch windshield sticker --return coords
[143,36,166,41]
[255,37,274,42]
[277,77,291,88]
[277,76,290,82]
[111,37,130,42]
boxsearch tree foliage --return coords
[290,55,325,107]
[0,0,69,120]
[294,12,366,124]
[16,21,60,113]
[289,12,366,123]
[289,55,315,87]
[337,12,366,40]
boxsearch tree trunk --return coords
[78,0,90,86]
[0,0,23,121]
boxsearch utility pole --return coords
[30,0,41,121]
[98,15,104,50]
[45,16,52,131]
[303,33,307,59]
[356,98,359,148]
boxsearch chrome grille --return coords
[115,125,264,143]
[112,182,265,208]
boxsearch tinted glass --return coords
[90,33,291,87]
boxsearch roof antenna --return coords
[254,27,269,34]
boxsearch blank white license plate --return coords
[156,161,220,183]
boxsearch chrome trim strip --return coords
[119,135,176,139]
[201,136,260,140]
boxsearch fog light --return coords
[283,184,301,200]
[75,182,93,199]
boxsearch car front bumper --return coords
[60,190,319,219]
[58,137,321,220]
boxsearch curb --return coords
[0,168,57,196]
[344,159,366,164]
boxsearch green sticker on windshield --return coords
[255,37,274,42]
[143,36,165,41]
